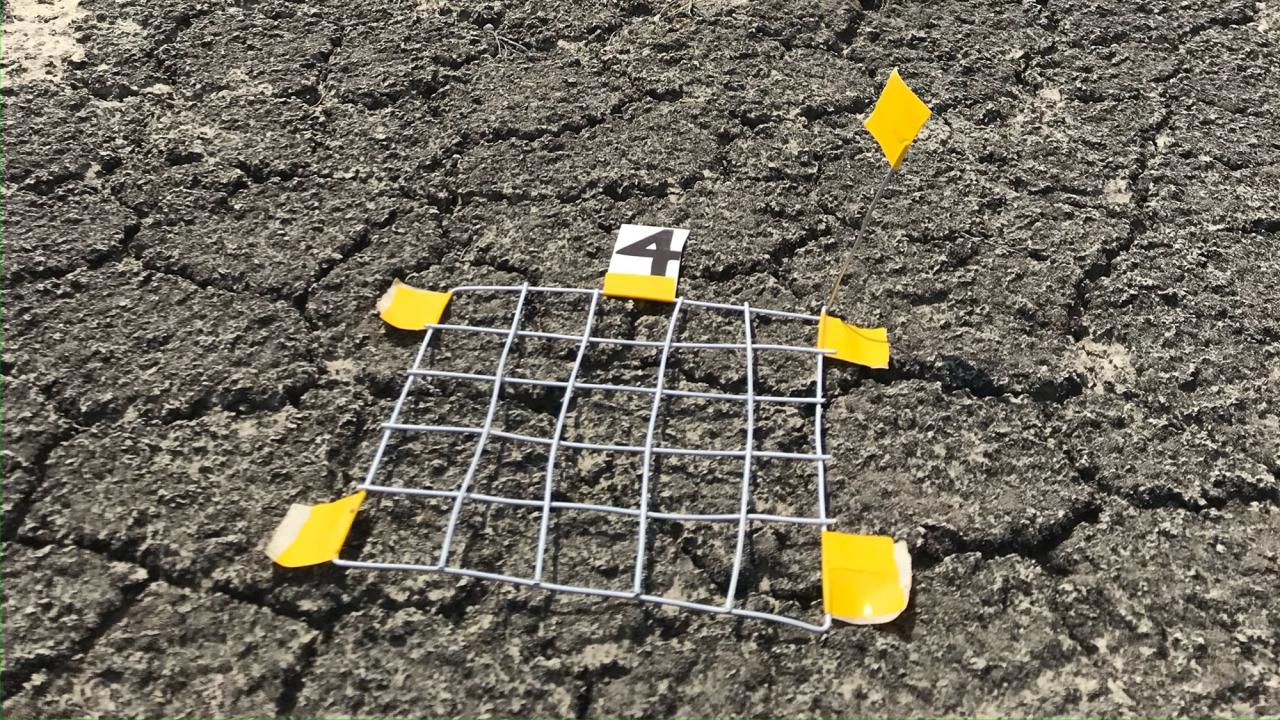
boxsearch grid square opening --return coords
[445,287,524,330]
[753,348,820,401]
[648,453,744,517]
[371,426,478,492]
[754,401,819,456]
[551,445,642,511]
[486,387,559,440]
[561,386,656,449]
[465,439,548,501]
[678,302,746,345]
[750,457,823,521]
[449,500,543,578]
[654,394,746,454]
[665,347,748,398]
[544,508,637,593]
[396,374,494,430]
[519,289,595,337]
[751,312,816,352]
[645,517,739,607]
[739,519,824,620]
[353,492,453,567]
[573,340,660,389]
[505,334,582,383]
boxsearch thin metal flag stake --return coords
[825,166,897,312]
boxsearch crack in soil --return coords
[274,627,330,716]
[1071,457,1280,515]
[0,568,154,702]
[912,499,1103,574]
[1065,108,1170,342]
[12,535,353,631]
[2,218,142,289]
[5,538,345,709]
[292,208,404,330]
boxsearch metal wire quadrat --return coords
[333,284,838,632]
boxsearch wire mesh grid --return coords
[334,284,836,632]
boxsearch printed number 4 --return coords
[616,229,682,276]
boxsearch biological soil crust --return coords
[3,0,1279,716]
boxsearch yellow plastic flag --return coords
[821,531,912,625]
[817,312,891,369]
[863,69,932,169]
[265,491,366,567]
[377,280,452,330]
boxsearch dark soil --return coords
[3,0,1279,716]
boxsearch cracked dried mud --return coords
[3,0,1279,716]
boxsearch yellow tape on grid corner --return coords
[377,280,453,330]
[817,312,891,369]
[265,491,366,567]
[863,68,933,170]
[602,224,689,303]
[821,531,913,625]
[603,272,678,303]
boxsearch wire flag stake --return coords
[826,166,897,311]
[825,68,932,314]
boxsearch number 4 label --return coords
[603,224,690,303]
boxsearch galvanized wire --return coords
[334,284,835,632]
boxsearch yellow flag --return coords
[817,312,891,369]
[377,280,452,330]
[863,69,932,169]
[265,491,366,567]
[821,531,912,625]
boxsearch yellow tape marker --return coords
[603,272,678,303]
[376,280,452,330]
[265,491,367,567]
[863,68,933,170]
[821,531,912,625]
[817,312,891,369]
